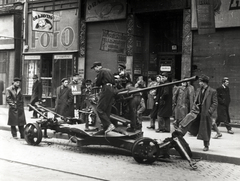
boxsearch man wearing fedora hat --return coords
[175,74,218,151]
[6,77,26,139]
[29,74,42,118]
[91,61,116,134]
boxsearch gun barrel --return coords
[37,105,64,118]
[117,76,198,96]
[28,104,48,119]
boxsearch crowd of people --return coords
[4,62,235,148]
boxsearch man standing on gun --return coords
[91,62,116,135]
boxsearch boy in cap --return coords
[29,74,42,118]
[55,78,74,118]
[175,74,218,151]
[91,62,116,135]
[6,77,26,139]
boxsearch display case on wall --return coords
[23,55,41,95]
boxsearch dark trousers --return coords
[11,125,24,138]
[128,95,141,129]
[216,108,232,131]
[96,85,115,130]
[157,116,170,132]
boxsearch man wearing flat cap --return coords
[175,74,218,151]
[6,77,26,139]
[215,77,234,135]
[114,63,131,89]
[55,78,74,118]
[29,74,42,118]
[91,61,116,134]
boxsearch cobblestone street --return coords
[1,130,240,181]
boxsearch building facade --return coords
[0,0,239,120]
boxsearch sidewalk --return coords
[0,105,239,165]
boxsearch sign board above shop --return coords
[85,0,126,22]
[27,9,78,53]
[0,15,14,50]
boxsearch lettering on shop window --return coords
[31,26,75,49]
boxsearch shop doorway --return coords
[136,10,183,80]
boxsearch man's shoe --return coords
[228,130,234,134]
[203,147,209,151]
[155,129,162,133]
[105,124,115,134]
[126,127,136,132]
[147,126,155,129]
[212,133,222,139]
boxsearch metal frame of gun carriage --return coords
[24,76,198,169]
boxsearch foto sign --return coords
[28,9,78,53]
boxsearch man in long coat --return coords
[6,77,26,138]
[55,78,74,118]
[155,72,173,133]
[91,62,116,135]
[172,80,191,128]
[215,77,234,134]
[29,75,42,118]
[175,74,218,151]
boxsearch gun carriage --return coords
[24,76,198,169]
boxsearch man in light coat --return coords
[175,74,218,151]
[6,77,26,139]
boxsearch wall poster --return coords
[86,0,126,22]
[192,0,240,29]
[100,29,127,53]
[32,11,54,33]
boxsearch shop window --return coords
[52,54,73,97]
[23,59,40,95]
[41,54,53,98]
[0,52,7,73]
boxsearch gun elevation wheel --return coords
[132,137,160,164]
[24,123,42,145]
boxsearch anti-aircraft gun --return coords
[24,76,199,169]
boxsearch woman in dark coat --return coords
[55,78,74,118]
[6,78,26,138]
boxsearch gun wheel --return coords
[24,123,42,145]
[132,137,160,164]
